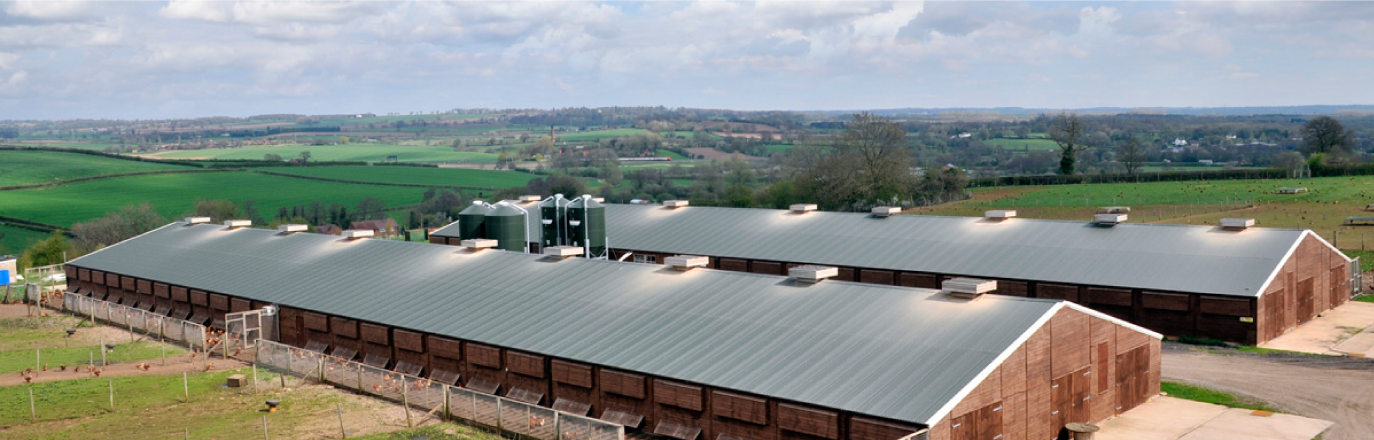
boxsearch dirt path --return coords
[1,352,249,386]
[1162,343,1374,440]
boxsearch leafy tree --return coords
[355,197,386,220]
[299,151,312,162]
[1049,112,1088,175]
[794,113,913,210]
[264,153,283,161]
[70,202,167,253]
[1301,116,1354,156]
[1117,137,1147,175]
[20,231,72,271]
[188,199,249,223]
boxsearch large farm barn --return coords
[66,221,1161,440]
[430,200,1356,345]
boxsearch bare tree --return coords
[1117,137,1147,175]
[1301,116,1353,156]
[794,113,913,210]
[1048,112,1087,175]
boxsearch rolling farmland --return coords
[267,165,538,188]
[985,137,1061,151]
[0,150,194,187]
[0,224,47,255]
[145,143,500,163]
[0,171,429,227]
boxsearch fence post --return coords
[109,379,115,412]
[184,372,190,403]
[402,379,413,428]
[29,387,36,423]
[337,402,347,439]
[263,415,269,440]
[318,357,325,383]
[443,385,451,422]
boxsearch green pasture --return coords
[0,150,193,187]
[0,171,427,227]
[556,129,652,142]
[0,224,48,255]
[145,143,499,163]
[267,166,537,188]
[985,137,1061,151]
[0,342,186,374]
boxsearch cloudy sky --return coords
[1,1,1372,119]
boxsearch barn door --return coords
[1051,367,1091,435]
[1297,278,1315,324]
[225,309,264,350]
[1115,345,1150,413]
[951,401,1002,440]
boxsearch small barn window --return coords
[634,255,658,264]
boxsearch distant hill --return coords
[819,105,1374,117]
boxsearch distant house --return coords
[350,219,399,238]
[314,224,342,236]
[1172,138,1189,146]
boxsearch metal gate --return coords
[225,309,264,349]
[1353,257,1364,297]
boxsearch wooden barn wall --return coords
[393,329,427,373]
[426,336,463,382]
[1258,234,1349,342]
[463,342,506,393]
[925,307,1160,440]
[329,316,361,360]
[359,322,392,366]
[505,350,549,403]
[551,359,598,416]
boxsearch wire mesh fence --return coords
[254,339,625,440]
[62,292,209,352]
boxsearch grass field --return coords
[1161,381,1277,412]
[656,149,690,160]
[0,224,48,255]
[144,143,500,163]
[985,137,1061,151]
[2,142,121,152]
[0,150,193,187]
[0,342,186,373]
[556,128,651,142]
[763,144,794,154]
[0,171,427,227]
[919,175,1374,248]
[268,165,538,188]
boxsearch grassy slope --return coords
[147,143,499,163]
[0,150,191,187]
[556,128,651,142]
[0,171,427,227]
[267,166,536,188]
[0,225,47,255]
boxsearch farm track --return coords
[1162,343,1374,440]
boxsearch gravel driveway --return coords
[1162,343,1374,440]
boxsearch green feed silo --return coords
[568,195,606,258]
[539,194,569,249]
[484,202,528,252]
[457,201,492,240]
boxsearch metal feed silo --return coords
[567,195,606,258]
[539,194,570,249]
[457,201,492,240]
[484,202,529,252]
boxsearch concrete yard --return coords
[1261,301,1374,356]
[1096,396,1331,440]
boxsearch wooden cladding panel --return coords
[230,298,252,312]
[1051,310,1091,379]
[898,273,938,289]
[303,312,329,332]
[600,370,646,399]
[552,360,594,388]
[654,379,703,411]
[209,293,229,311]
[849,417,920,440]
[65,266,77,281]
[1141,292,1190,311]
[330,317,358,339]
[1000,343,1028,396]
[360,323,390,344]
[1085,288,1132,307]
[777,404,839,440]
[92,270,105,285]
[121,276,136,290]
[719,258,748,272]
[170,286,188,302]
[859,270,895,285]
[1199,297,1251,317]
[429,336,461,360]
[105,273,120,287]
[136,279,152,294]
[1037,283,1079,302]
[998,280,1029,297]
[466,343,501,368]
[428,236,446,244]
[394,330,424,353]
[836,268,856,282]
[751,261,783,276]
[190,290,208,306]
[506,351,546,378]
[953,364,1002,416]
[711,391,767,425]
[78,269,91,282]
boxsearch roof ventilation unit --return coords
[278,224,308,233]
[872,207,901,217]
[788,265,838,284]
[985,210,1017,221]
[942,278,997,298]
[791,204,818,214]
[518,195,542,203]
[224,219,251,229]
[1220,218,1256,230]
[543,246,584,260]
[1094,213,1127,225]
[460,238,498,250]
[665,255,709,271]
[592,197,606,203]
[341,229,374,239]
[663,200,689,208]
[1097,206,1131,214]
[184,217,210,225]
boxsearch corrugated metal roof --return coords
[433,204,1306,297]
[69,222,1064,426]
